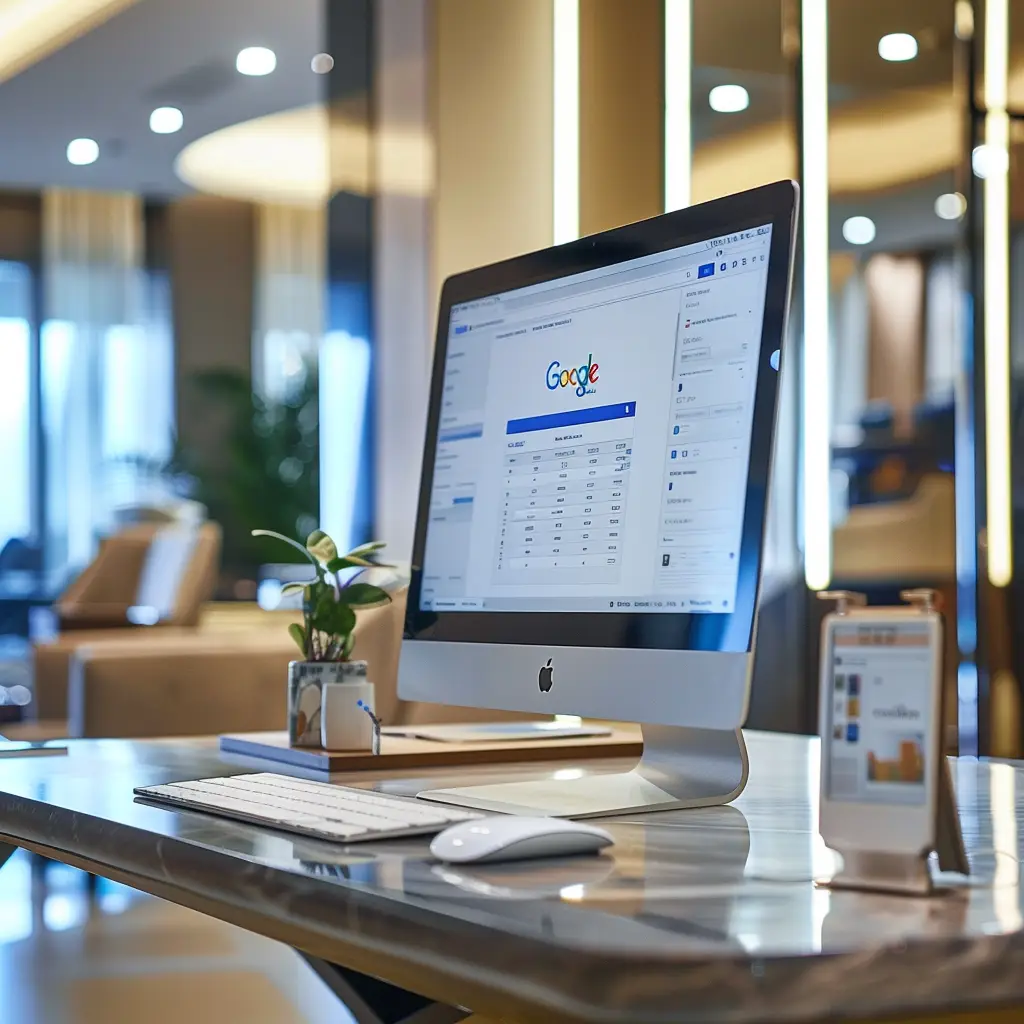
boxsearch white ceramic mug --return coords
[320,681,376,751]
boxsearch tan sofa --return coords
[27,589,529,740]
[32,522,222,722]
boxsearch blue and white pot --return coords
[287,660,368,747]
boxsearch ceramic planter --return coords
[287,660,368,747]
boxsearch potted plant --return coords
[253,527,391,747]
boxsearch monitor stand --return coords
[418,724,748,818]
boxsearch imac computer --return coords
[399,181,799,817]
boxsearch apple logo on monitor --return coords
[538,659,554,693]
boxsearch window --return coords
[0,260,32,558]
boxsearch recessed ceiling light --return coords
[310,52,334,74]
[708,84,749,113]
[236,46,276,76]
[934,192,966,220]
[149,106,183,134]
[878,32,918,61]
[842,215,876,245]
[972,143,1009,179]
[66,137,98,166]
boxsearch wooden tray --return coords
[219,726,642,773]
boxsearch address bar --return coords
[503,254,703,312]
[503,238,767,313]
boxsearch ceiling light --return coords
[709,84,749,113]
[842,215,875,245]
[934,191,966,220]
[878,32,918,62]
[973,142,1009,179]
[149,106,183,134]
[236,46,276,76]
[66,137,98,165]
[310,52,334,74]
[174,104,434,204]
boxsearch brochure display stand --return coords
[817,590,968,896]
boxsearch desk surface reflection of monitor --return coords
[401,181,799,818]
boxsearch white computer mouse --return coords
[429,816,613,864]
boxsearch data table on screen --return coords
[495,437,632,582]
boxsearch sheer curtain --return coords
[253,203,325,400]
[42,189,174,572]
[253,202,371,553]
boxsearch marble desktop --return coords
[0,731,1021,1022]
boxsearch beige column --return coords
[374,0,557,560]
[579,0,664,235]
[374,1,668,557]
[432,0,555,291]
[168,195,256,428]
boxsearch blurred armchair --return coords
[32,522,221,722]
[56,522,220,629]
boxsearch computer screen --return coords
[419,226,774,616]
[825,620,932,806]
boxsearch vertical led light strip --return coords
[664,0,691,211]
[552,0,579,244]
[801,0,831,590]
[985,0,1012,586]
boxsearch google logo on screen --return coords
[546,354,599,398]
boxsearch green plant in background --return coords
[253,528,391,662]
[170,367,320,576]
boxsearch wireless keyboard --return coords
[135,772,484,842]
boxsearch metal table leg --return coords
[299,953,469,1024]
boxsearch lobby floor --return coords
[0,850,356,1024]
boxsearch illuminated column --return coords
[553,0,579,243]
[664,0,692,212]
[982,0,1011,588]
[976,0,1015,758]
[800,0,831,591]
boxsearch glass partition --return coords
[824,1,962,745]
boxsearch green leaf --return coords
[288,622,307,657]
[306,530,338,565]
[333,603,357,637]
[280,580,314,597]
[305,584,358,643]
[312,583,338,619]
[252,530,319,568]
[348,540,386,557]
[325,555,375,572]
[339,582,392,607]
